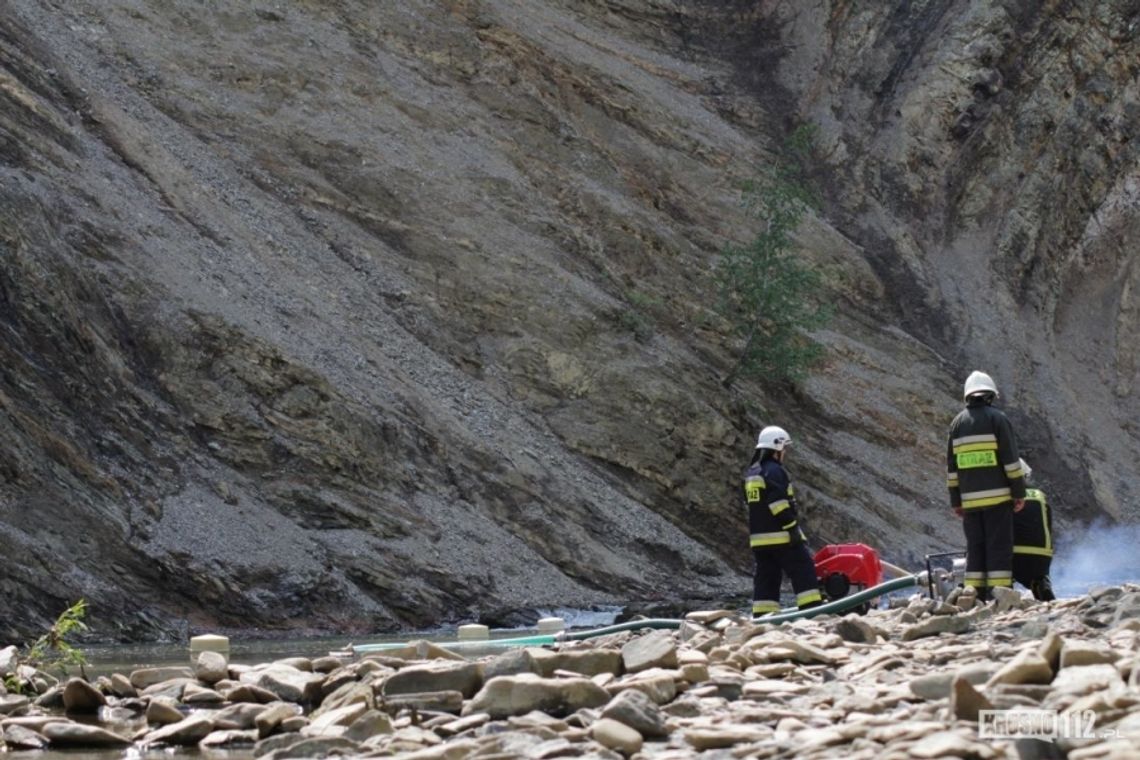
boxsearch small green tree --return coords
[9,600,90,690]
[715,126,831,388]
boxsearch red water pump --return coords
[813,543,883,604]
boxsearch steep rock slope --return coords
[1,0,1129,641]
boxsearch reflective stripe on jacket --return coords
[1013,488,1053,556]
[946,400,1026,510]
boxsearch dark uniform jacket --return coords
[946,399,1026,510]
[1013,488,1053,557]
[744,457,807,548]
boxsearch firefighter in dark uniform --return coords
[947,371,1026,602]
[1012,458,1056,601]
[744,425,822,617]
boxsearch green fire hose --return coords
[352,574,922,655]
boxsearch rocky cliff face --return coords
[0,0,1134,642]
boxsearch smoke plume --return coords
[1051,520,1140,598]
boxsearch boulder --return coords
[109,673,137,698]
[600,688,667,738]
[42,721,132,747]
[380,660,482,699]
[3,724,49,750]
[60,678,105,714]
[462,674,610,719]
[240,665,325,705]
[213,702,270,730]
[621,631,678,673]
[140,678,195,701]
[256,702,302,738]
[590,717,643,756]
[196,650,229,685]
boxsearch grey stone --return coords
[600,687,667,738]
[256,702,302,738]
[607,670,676,705]
[901,614,971,641]
[196,650,229,685]
[143,713,215,746]
[109,673,136,698]
[435,712,489,737]
[129,666,195,691]
[1050,664,1125,695]
[263,736,360,758]
[140,677,195,701]
[684,725,772,750]
[1059,641,1119,669]
[1013,737,1065,760]
[342,709,393,742]
[33,685,63,709]
[226,683,281,703]
[253,732,306,758]
[910,731,995,759]
[1038,631,1063,673]
[146,695,185,725]
[462,674,610,719]
[42,721,132,747]
[951,675,993,721]
[834,614,878,644]
[61,678,105,714]
[528,647,623,678]
[280,716,308,733]
[483,648,544,680]
[380,660,482,699]
[4,724,49,750]
[0,693,30,715]
[991,586,1023,613]
[591,717,642,756]
[304,702,367,735]
[308,680,373,720]
[241,665,325,705]
[621,630,678,673]
[988,650,1054,687]
[381,689,464,714]
[183,682,226,704]
[311,656,345,674]
[274,657,313,672]
[213,702,270,730]
[374,641,466,662]
[200,728,260,747]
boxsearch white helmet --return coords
[756,425,792,451]
[1020,458,1032,480]
[963,370,998,400]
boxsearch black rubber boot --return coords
[1032,576,1056,602]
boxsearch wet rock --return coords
[621,631,677,673]
[590,717,642,756]
[256,702,302,738]
[60,678,105,714]
[200,728,259,747]
[42,721,132,747]
[143,713,215,746]
[241,665,325,705]
[33,685,63,709]
[184,682,226,704]
[599,688,667,738]
[196,650,229,685]
[109,673,136,698]
[380,660,482,699]
[0,694,30,715]
[4,724,49,750]
[146,695,185,725]
[462,674,610,719]
[129,667,194,691]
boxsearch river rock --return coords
[227,683,281,703]
[309,681,373,719]
[483,648,544,680]
[835,614,879,644]
[343,710,394,742]
[184,682,226,704]
[275,658,313,672]
[140,678,195,701]
[600,687,667,738]
[200,728,259,747]
[380,660,482,699]
[0,694,30,715]
[684,724,772,750]
[4,724,49,750]
[213,702,270,730]
[143,713,215,746]
[304,703,368,736]
[462,674,610,719]
[256,702,302,738]
[607,669,677,705]
[261,736,360,759]
[1060,642,1119,669]
[991,586,1023,613]
[436,713,490,737]
[621,630,678,673]
[33,685,63,709]
[1049,664,1125,696]
[988,649,1054,687]
[109,673,136,698]
[60,678,104,713]
[129,667,194,691]
[528,648,623,678]
[382,690,464,714]
[42,721,132,747]
[951,675,993,721]
[590,717,642,756]
[375,641,466,662]
[196,650,229,685]
[241,665,325,705]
